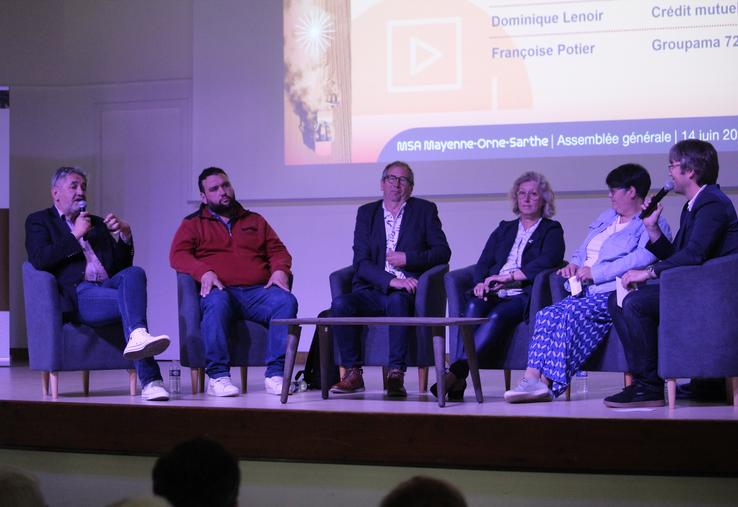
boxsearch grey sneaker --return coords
[504,377,553,403]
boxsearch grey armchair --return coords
[22,261,136,399]
[329,263,449,391]
[176,272,270,394]
[659,253,738,408]
[444,265,558,392]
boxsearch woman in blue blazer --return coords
[504,163,672,403]
[432,172,565,401]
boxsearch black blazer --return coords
[472,217,565,295]
[649,184,738,275]
[351,197,451,292]
[25,206,134,319]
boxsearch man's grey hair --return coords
[51,166,87,188]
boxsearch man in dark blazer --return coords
[605,140,738,407]
[330,161,451,397]
[25,166,171,401]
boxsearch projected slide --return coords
[283,0,738,164]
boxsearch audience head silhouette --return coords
[380,476,468,507]
[152,437,240,507]
[0,466,46,507]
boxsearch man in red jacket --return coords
[170,167,297,397]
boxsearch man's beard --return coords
[208,199,236,216]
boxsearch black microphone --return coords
[77,200,87,213]
[639,181,674,219]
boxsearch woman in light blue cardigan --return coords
[505,163,671,403]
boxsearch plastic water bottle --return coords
[575,370,589,397]
[168,360,181,398]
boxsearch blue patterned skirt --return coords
[528,292,613,396]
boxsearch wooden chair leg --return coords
[504,369,512,391]
[199,369,205,393]
[667,378,677,409]
[128,369,137,396]
[50,372,59,400]
[624,373,633,387]
[727,377,738,407]
[82,370,90,396]
[240,367,248,394]
[190,368,200,394]
[41,372,50,397]
[382,366,388,390]
[417,367,428,392]
[565,384,571,401]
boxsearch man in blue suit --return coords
[330,161,451,397]
[25,167,171,401]
[605,140,738,407]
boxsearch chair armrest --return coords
[527,266,558,332]
[329,265,354,300]
[548,270,568,304]
[176,272,203,342]
[415,263,449,318]
[22,262,64,370]
[444,265,475,318]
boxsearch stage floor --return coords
[1,363,735,420]
[1,364,737,476]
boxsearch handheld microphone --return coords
[77,200,87,213]
[639,181,674,219]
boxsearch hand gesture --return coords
[557,262,579,278]
[200,270,224,297]
[575,266,593,283]
[389,277,418,294]
[621,269,651,288]
[641,196,663,229]
[386,250,407,268]
[71,211,92,239]
[264,270,290,291]
[103,213,132,239]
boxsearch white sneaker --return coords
[207,376,240,397]
[123,328,170,360]
[504,377,554,403]
[264,376,285,396]
[142,380,169,401]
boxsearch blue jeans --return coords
[331,288,415,370]
[76,266,162,386]
[200,285,298,379]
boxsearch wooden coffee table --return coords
[272,316,488,407]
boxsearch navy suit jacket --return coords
[351,197,451,292]
[649,184,738,275]
[25,206,134,319]
[472,217,565,296]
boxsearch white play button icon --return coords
[410,37,443,76]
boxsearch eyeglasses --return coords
[383,175,412,186]
[517,191,540,199]
[667,161,681,170]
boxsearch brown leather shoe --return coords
[330,367,365,393]
[386,368,407,397]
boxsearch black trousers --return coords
[608,284,662,388]
[449,293,528,380]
